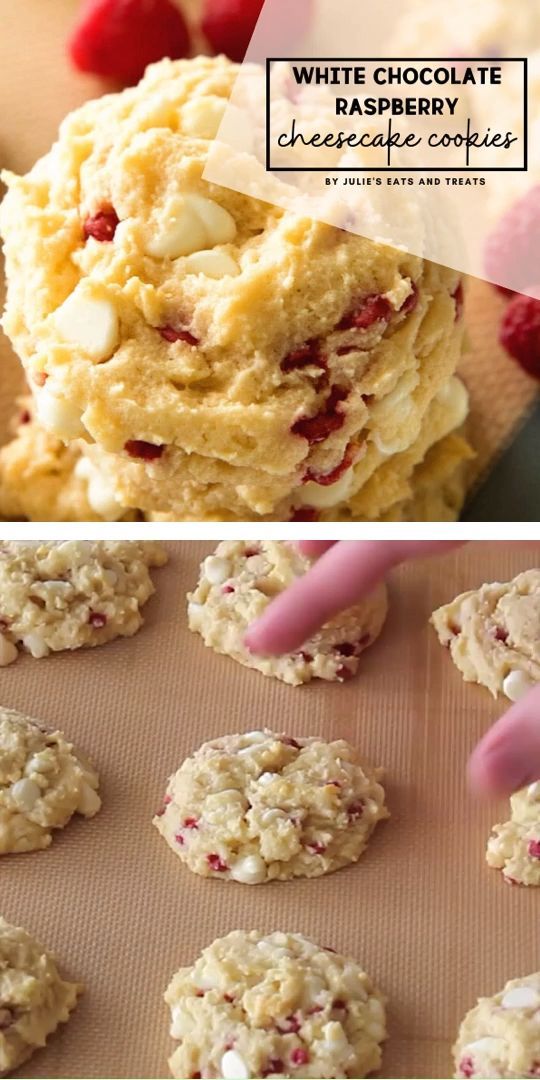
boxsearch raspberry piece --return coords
[306,841,327,855]
[499,290,540,380]
[289,507,319,522]
[202,0,311,63]
[83,208,119,242]
[68,0,191,85]
[159,326,199,346]
[336,664,354,681]
[88,612,107,628]
[527,839,540,859]
[174,832,185,846]
[493,626,509,643]
[156,794,172,818]
[337,294,392,331]
[281,736,301,749]
[399,282,419,315]
[19,409,31,425]
[281,340,325,373]
[221,584,235,594]
[291,385,348,444]
[335,642,355,657]
[183,817,199,830]
[303,440,358,486]
[459,1057,475,1078]
[124,439,165,460]
[262,1059,284,1077]
[207,852,228,872]
[333,999,347,1012]
[347,800,365,820]
[485,186,540,293]
[277,1013,302,1034]
[452,282,464,321]
[33,371,48,387]
[290,1048,309,1068]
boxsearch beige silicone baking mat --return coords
[1,540,539,1079]
[0,0,539,493]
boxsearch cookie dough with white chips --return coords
[0,706,100,855]
[454,973,540,1078]
[165,930,386,1079]
[0,916,81,1075]
[154,730,388,884]
[431,570,540,700]
[0,540,167,665]
[188,540,388,685]
[486,780,540,886]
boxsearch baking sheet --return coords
[0,0,539,506]
[1,540,539,1079]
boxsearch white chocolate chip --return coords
[501,986,540,1009]
[77,782,102,817]
[11,777,41,812]
[35,384,86,438]
[146,193,236,259]
[184,250,240,278]
[230,853,267,885]
[322,1021,350,1052]
[26,753,54,774]
[435,375,469,428]
[299,468,355,509]
[187,601,205,631]
[258,772,275,786]
[503,669,535,702]
[74,458,124,521]
[527,781,540,799]
[170,1004,190,1038]
[0,635,18,667]
[22,633,49,659]
[54,291,119,361]
[204,555,232,585]
[462,1037,506,1056]
[221,1050,251,1080]
[182,95,226,138]
[241,731,267,744]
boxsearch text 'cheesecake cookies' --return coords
[187,540,388,685]
[454,973,540,1079]
[0,706,100,855]
[487,780,540,886]
[431,570,540,700]
[154,730,388,884]
[0,540,167,665]
[0,54,468,521]
[0,917,81,1075]
[165,931,387,1079]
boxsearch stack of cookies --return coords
[0,55,473,521]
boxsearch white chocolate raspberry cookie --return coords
[431,570,540,699]
[187,541,387,686]
[0,916,81,1075]
[165,930,386,1079]
[454,973,540,1079]
[0,56,465,520]
[0,540,167,664]
[154,730,388,884]
[487,781,540,886]
[0,706,100,855]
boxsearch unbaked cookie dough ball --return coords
[165,930,387,1079]
[0,916,81,1074]
[431,570,540,700]
[0,540,167,665]
[0,706,101,855]
[487,780,540,886]
[454,973,540,1078]
[187,540,388,685]
[154,730,388,884]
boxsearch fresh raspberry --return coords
[499,290,540,380]
[277,1013,302,1034]
[124,439,165,460]
[347,800,365,820]
[202,0,312,63]
[207,852,228,872]
[459,1057,475,1079]
[183,817,199,830]
[281,340,325,373]
[528,839,540,859]
[290,1048,309,1068]
[68,0,191,85]
[337,294,392,331]
[484,186,540,293]
[83,208,119,242]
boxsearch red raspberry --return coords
[499,290,540,380]
[202,0,312,63]
[207,852,228,872]
[290,1047,309,1068]
[528,839,540,859]
[291,385,349,444]
[484,186,540,294]
[337,294,392,332]
[459,1057,475,1079]
[159,326,199,346]
[68,0,191,85]
[289,507,319,522]
[88,612,107,628]
[303,440,359,486]
[83,208,119,242]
